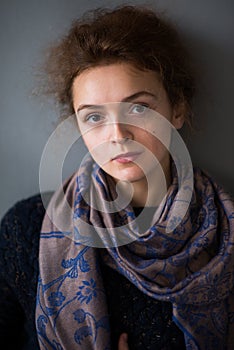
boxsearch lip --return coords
[112,151,142,164]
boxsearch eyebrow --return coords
[76,91,157,112]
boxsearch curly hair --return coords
[42,5,196,124]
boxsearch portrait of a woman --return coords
[0,3,233,350]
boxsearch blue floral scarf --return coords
[36,158,234,349]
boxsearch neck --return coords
[132,165,171,207]
[117,160,172,208]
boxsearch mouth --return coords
[112,151,142,164]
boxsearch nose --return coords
[110,122,133,144]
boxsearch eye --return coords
[86,113,104,124]
[129,103,149,115]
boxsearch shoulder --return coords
[0,192,52,290]
[0,193,48,256]
[0,192,53,236]
[193,166,233,199]
[0,193,48,350]
[1,192,52,227]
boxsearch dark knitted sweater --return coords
[0,194,185,350]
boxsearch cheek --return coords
[81,128,102,149]
[142,133,170,162]
[136,114,172,148]
[151,125,172,150]
[82,133,111,166]
[82,135,94,151]
[137,130,161,148]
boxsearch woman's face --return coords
[72,63,184,183]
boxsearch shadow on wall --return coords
[180,31,234,196]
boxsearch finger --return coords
[118,333,129,350]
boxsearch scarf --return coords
[36,157,234,349]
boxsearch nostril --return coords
[111,137,131,144]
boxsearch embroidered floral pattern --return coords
[73,308,110,345]
[48,292,65,307]
[77,278,97,304]
[36,159,234,349]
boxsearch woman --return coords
[1,5,234,350]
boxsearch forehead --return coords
[72,63,163,107]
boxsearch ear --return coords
[171,101,186,130]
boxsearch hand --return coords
[118,333,129,350]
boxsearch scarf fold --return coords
[36,157,234,349]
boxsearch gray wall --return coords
[1,0,234,219]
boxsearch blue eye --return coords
[86,114,103,123]
[130,104,149,115]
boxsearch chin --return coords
[104,165,146,183]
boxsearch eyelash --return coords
[129,103,149,114]
[83,102,152,124]
[85,113,104,123]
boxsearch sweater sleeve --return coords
[0,194,49,350]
